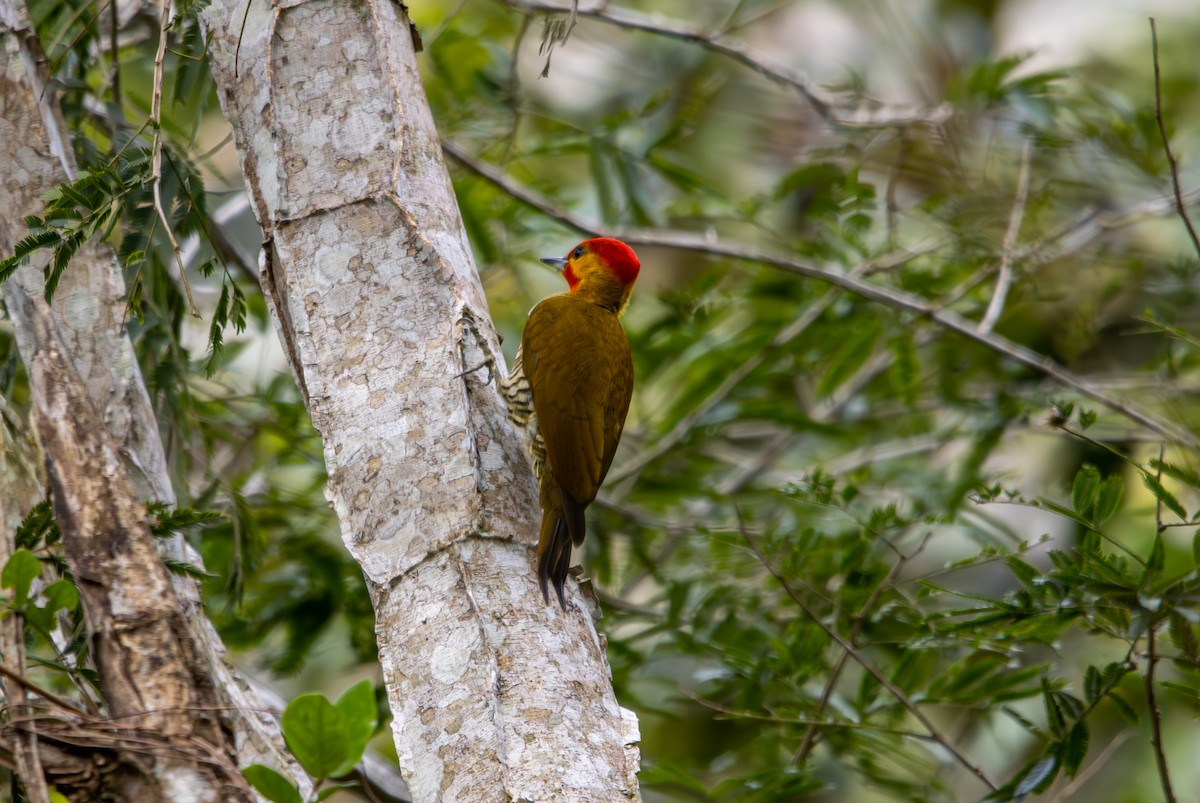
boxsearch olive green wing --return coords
[522,295,633,526]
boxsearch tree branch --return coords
[1149,17,1200,260]
[444,141,1198,450]
[149,0,198,317]
[1144,626,1176,803]
[500,0,951,128]
[979,139,1032,335]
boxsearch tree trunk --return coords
[0,0,311,798]
[202,0,642,799]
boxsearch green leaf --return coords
[1143,533,1165,581]
[316,784,358,801]
[1013,755,1058,799]
[1150,458,1200,490]
[1083,665,1100,704]
[2,549,42,607]
[1004,555,1040,589]
[1162,681,1200,701]
[1071,465,1100,519]
[242,765,303,803]
[1108,692,1138,724]
[332,680,377,776]
[638,762,711,796]
[1141,472,1188,522]
[42,579,78,614]
[1060,721,1089,777]
[1093,476,1124,525]
[889,331,920,405]
[818,318,882,397]
[1169,611,1199,660]
[205,281,231,377]
[281,693,349,780]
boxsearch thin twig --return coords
[793,532,930,765]
[0,664,88,716]
[687,692,936,741]
[735,510,998,791]
[606,283,840,486]
[979,139,1032,334]
[442,140,1198,450]
[150,0,199,317]
[502,0,951,127]
[1155,444,1166,534]
[1047,731,1132,803]
[108,0,121,107]
[1144,626,1177,803]
[1149,18,1200,260]
[501,13,533,168]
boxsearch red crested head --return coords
[540,237,640,312]
[583,238,640,285]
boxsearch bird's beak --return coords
[540,257,569,272]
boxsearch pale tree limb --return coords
[1046,731,1132,803]
[501,0,952,127]
[1149,17,1200,260]
[203,0,641,799]
[443,141,1198,450]
[0,0,311,796]
[979,139,1032,335]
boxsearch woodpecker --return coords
[501,238,639,607]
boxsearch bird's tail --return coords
[537,478,586,608]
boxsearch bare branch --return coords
[979,139,1032,335]
[501,0,951,127]
[1144,626,1177,803]
[444,141,1198,450]
[1149,17,1200,260]
[149,0,198,317]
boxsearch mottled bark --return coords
[0,0,309,798]
[203,0,642,799]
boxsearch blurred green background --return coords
[9,0,1200,800]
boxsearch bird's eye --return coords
[572,245,585,259]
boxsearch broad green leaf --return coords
[2,549,42,607]
[332,680,377,776]
[242,765,302,803]
[42,579,78,614]
[281,694,349,780]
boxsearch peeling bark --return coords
[0,0,310,798]
[203,0,642,799]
